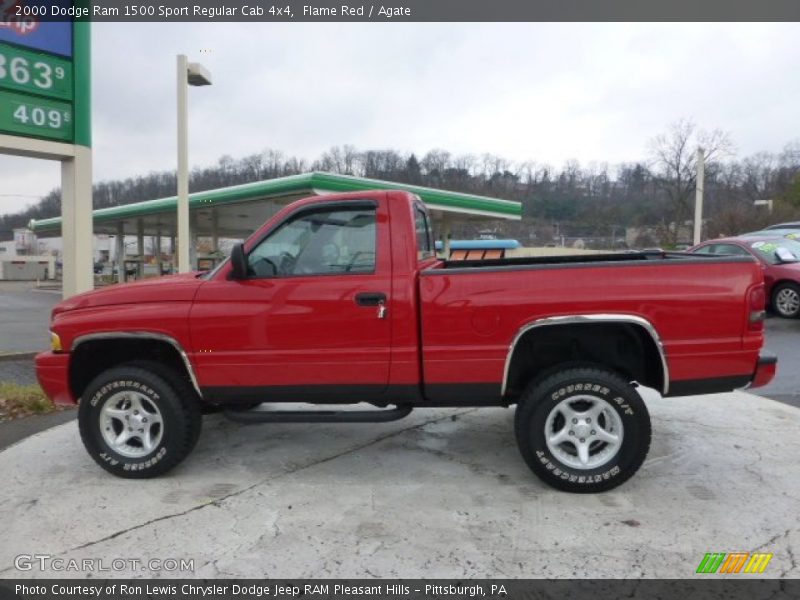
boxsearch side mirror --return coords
[230,243,248,279]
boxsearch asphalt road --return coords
[0,282,60,353]
[758,315,800,408]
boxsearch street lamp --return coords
[177,55,212,273]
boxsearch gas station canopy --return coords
[29,171,521,238]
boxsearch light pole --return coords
[177,55,212,273]
[693,146,705,245]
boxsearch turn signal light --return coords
[50,331,62,352]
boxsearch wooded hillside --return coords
[3,120,799,247]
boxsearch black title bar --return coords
[2,580,800,600]
[5,0,800,22]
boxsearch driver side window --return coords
[247,206,376,278]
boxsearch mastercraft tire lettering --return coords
[514,366,652,493]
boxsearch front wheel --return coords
[78,362,202,478]
[772,282,800,318]
[515,366,651,493]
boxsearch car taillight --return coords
[748,285,766,331]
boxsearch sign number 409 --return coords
[13,104,69,129]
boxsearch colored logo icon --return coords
[696,552,773,574]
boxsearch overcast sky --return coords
[1,22,799,216]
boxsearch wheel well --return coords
[771,279,800,296]
[69,338,194,401]
[504,322,665,401]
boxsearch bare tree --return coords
[421,149,451,180]
[740,152,778,202]
[649,119,734,245]
[780,141,800,169]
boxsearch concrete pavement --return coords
[0,388,797,579]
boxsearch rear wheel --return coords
[515,366,651,493]
[772,282,800,318]
[78,362,202,478]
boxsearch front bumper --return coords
[35,351,75,405]
[749,351,777,389]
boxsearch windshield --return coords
[750,239,800,264]
[741,229,800,239]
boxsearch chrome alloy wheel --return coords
[775,287,800,317]
[99,391,163,458]
[544,394,624,470]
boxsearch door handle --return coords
[355,292,386,306]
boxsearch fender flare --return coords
[72,331,202,398]
[501,314,669,396]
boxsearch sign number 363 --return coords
[0,53,65,90]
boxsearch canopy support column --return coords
[136,219,144,279]
[189,211,198,270]
[115,222,125,284]
[442,215,452,258]
[211,209,219,253]
[155,232,163,276]
[60,146,93,297]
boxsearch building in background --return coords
[0,229,55,280]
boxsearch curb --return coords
[0,352,38,363]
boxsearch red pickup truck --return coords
[36,190,776,492]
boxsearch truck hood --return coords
[53,273,205,315]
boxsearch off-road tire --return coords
[515,366,651,493]
[78,361,202,478]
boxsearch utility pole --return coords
[693,147,705,245]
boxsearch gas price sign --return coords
[0,90,72,141]
[0,44,73,100]
[0,15,81,144]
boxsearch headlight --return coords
[50,331,62,352]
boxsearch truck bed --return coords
[419,252,763,404]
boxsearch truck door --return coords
[189,199,392,402]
